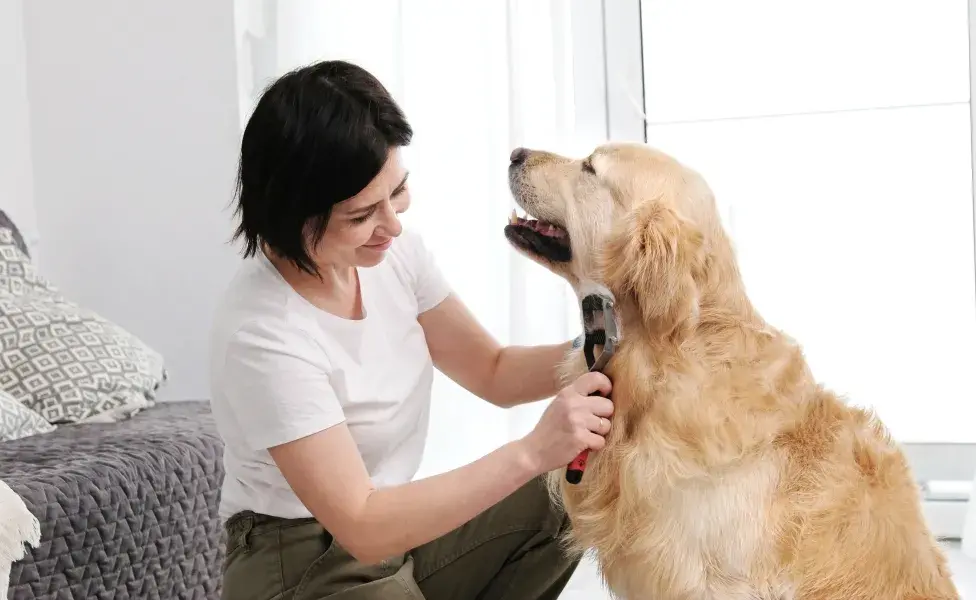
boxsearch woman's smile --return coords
[363,237,394,251]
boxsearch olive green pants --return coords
[221,477,580,599]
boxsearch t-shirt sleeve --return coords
[220,320,345,451]
[401,229,452,314]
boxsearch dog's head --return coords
[505,142,729,336]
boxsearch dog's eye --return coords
[581,158,596,175]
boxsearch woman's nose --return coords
[384,216,402,238]
[379,201,403,236]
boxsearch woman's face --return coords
[312,148,411,269]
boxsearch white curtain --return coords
[234,0,583,478]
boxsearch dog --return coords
[504,143,959,599]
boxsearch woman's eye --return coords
[351,208,375,224]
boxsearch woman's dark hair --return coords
[232,60,412,275]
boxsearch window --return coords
[585,0,976,539]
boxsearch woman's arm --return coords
[270,424,535,565]
[418,293,575,407]
[269,372,613,565]
[223,314,612,566]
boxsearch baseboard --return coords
[925,499,968,540]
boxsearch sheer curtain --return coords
[234,0,583,478]
[638,0,976,446]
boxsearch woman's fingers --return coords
[580,395,614,418]
[571,371,612,398]
[585,432,607,452]
[586,414,612,435]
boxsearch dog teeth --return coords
[510,209,518,225]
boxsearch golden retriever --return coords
[504,143,959,600]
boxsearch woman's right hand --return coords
[520,371,614,474]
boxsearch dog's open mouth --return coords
[503,209,572,262]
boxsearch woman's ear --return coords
[598,199,705,336]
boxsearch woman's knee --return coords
[512,475,569,538]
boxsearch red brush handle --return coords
[566,390,605,484]
[566,449,589,484]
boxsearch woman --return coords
[209,59,614,600]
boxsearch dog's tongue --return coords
[509,210,568,238]
[528,219,566,238]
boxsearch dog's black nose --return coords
[510,147,529,165]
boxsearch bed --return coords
[2,401,225,600]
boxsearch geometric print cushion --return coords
[0,209,31,258]
[0,227,168,423]
[0,387,55,441]
[0,227,53,296]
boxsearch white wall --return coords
[0,0,40,255]
[21,0,244,401]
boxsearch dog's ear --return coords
[599,199,705,336]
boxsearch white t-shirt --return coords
[208,229,451,520]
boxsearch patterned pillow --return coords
[0,389,55,442]
[0,227,167,423]
[0,209,31,258]
[0,229,51,296]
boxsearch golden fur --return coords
[506,143,959,599]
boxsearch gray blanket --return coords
[2,401,226,600]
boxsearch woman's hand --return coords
[520,372,614,474]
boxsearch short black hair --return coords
[232,60,412,275]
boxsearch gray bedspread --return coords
[2,401,226,600]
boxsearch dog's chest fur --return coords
[557,348,794,599]
[590,452,791,599]
[664,458,776,567]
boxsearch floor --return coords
[561,543,976,599]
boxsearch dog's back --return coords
[775,387,959,599]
